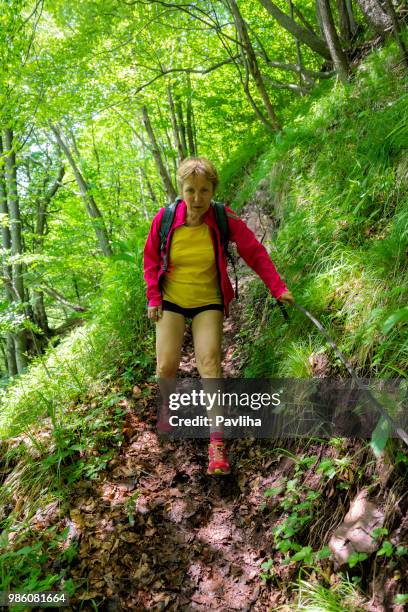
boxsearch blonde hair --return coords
[176,157,219,192]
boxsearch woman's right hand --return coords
[148,305,163,322]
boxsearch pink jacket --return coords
[143,201,288,316]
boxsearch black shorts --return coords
[162,300,224,319]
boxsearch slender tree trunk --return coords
[258,0,332,59]
[32,291,50,334]
[229,0,281,130]
[0,135,17,375]
[292,2,318,34]
[30,164,65,350]
[383,0,408,68]
[345,0,358,35]
[239,57,276,132]
[186,75,196,157]
[317,0,350,83]
[336,0,352,43]
[288,0,305,93]
[50,125,113,256]
[315,0,325,38]
[3,128,28,372]
[140,166,158,205]
[175,100,188,159]
[167,84,185,162]
[141,106,177,201]
[355,0,392,35]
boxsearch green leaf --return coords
[377,541,393,557]
[371,527,388,540]
[260,559,273,571]
[348,552,368,567]
[394,594,408,605]
[370,416,392,457]
[263,486,281,497]
[382,307,408,333]
[291,546,313,563]
[315,545,332,560]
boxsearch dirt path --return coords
[67,378,290,611]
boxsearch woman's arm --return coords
[226,207,290,300]
[143,208,165,307]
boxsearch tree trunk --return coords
[30,164,65,349]
[4,335,17,376]
[3,128,28,372]
[317,0,350,83]
[186,75,196,157]
[35,165,65,244]
[140,166,158,205]
[175,100,188,159]
[0,135,18,375]
[355,0,392,35]
[167,84,185,162]
[292,2,318,34]
[336,0,352,43]
[345,0,359,35]
[141,105,177,201]
[383,0,408,68]
[258,0,332,59]
[288,0,305,92]
[50,125,113,257]
[229,0,281,130]
[32,291,50,334]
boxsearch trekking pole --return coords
[276,301,408,448]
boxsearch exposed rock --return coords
[329,489,384,566]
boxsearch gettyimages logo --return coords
[167,389,282,411]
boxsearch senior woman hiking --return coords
[144,157,294,475]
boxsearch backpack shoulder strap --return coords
[212,201,229,254]
[159,198,182,253]
[213,201,240,299]
[159,197,182,272]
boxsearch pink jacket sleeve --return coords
[226,207,288,299]
[143,209,165,307]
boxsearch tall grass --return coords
[230,41,408,379]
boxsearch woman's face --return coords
[182,174,214,217]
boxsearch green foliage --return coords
[261,453,331,576]
[0,232,150,437]
[0,526,74,606]
[347,552,368,568]
[233,41,408,381]
[295,572,367,611]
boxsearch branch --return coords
[51,317,86,336]
[93,56,239,114]
[121,0,245,47]
[262,75,309,94]
[43,165,65,204]
[39,285,87,312]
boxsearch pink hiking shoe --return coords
[207,440,230,475]
[157,405,172,433]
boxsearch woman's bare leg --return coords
[156,310,185,419]
[192,310,224,434]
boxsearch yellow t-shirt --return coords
[162,224,222,307]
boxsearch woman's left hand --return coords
[278,291,295,306]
